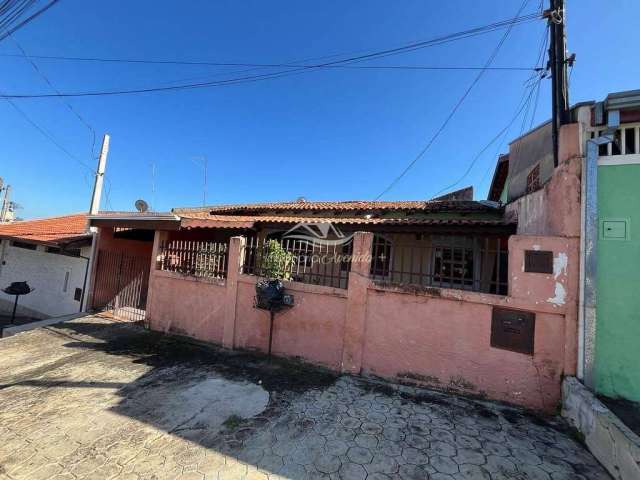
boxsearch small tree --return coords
[262,240,294,280]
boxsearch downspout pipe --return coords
[580,110,619,388]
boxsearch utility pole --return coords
[89,134,110,216]
[546,0,570,167]
[1,184,12,223]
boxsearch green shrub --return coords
[262,240,294,280]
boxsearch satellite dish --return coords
[135,199,149,213]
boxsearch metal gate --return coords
[92,250,150,322]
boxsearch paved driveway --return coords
[0,316,609,480]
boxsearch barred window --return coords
[526,164,540,193]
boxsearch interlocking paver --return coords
[0,316,611,480]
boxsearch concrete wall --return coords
[0,239,91,318]
[563,376,640,480]
[234,277,348,370]
[148,271,227,344]
[362,288,565,410]
[506,123,582,239]
[145,232,578,412]
[507,121,554,202]
[595,163,640,402]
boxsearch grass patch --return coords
[223,414,243,430]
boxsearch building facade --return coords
[0,214,93,319]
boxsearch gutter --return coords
[580,110,619,387]
[87,213,179,222]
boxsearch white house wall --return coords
[0,240,92,318]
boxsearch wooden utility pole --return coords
[546,0,570,167]
[89,134,110,215]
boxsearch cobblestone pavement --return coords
[0,316,610,480]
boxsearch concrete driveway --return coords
[0,316,609,480]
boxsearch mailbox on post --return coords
[255,279,294,356]
[2,281,34,324]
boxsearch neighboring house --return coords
[0,213,93,319]
[88,155,581,413]
[488,88,640,406]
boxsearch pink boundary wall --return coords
[145,230,579,412]
[144,124,582,413]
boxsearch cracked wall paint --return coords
[553,252,568,280]
[548,282,566,306]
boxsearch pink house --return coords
[87,124,582,413]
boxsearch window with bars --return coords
[370,234,508,295]
[242,237,351,289]
[526,164,540,194]
[157,240,228,279]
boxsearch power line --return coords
[373,0,534,200]
[434,21,550,199]
[0,53,542,72]
[0,52,541,72]
[0,95,94,174]
[527,26,549,130]
[1,12,541,99]
[0,0,60,43]
[8,34,98,158]
[431,76,542,198]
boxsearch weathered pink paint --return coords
[361,288,566,411]
[143,230,575,412]
[140,124,584,412]
[88,227,154,310]
[507,124,582,238]
[95,227,154,257]
[234,276,348,370]
[341,232,373,373]
[148,271,226,343]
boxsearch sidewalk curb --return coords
[1,312,90,338]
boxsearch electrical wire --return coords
[8,34,98,159]
[0,53,542,72]
[0,0,59,43]
[373,0,534,200]
[434,21,550,199]
[1,96,94,174]
[431,76,542,199]
[1,12,541,99]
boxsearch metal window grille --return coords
[242,237,351,289]
[370,234,508,295]
[526,164,540,193]
[158,240,228,279]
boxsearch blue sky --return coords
[1,0,638,219]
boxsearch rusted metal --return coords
[524,250,554,274]
[243,237,350,289]
[491,307,536,355]
[158,240,228,279]
[91,250,150,322]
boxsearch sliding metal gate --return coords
[92,250,150,322]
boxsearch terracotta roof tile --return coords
[179,214,514,229]
[0,213,90,244]
[174,199,496,215]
